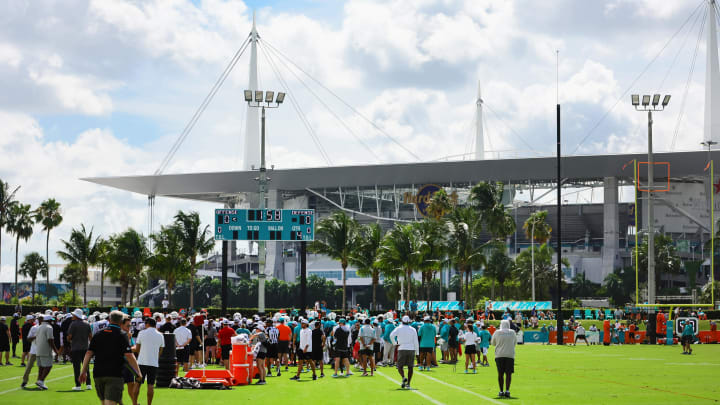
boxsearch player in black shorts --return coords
[311,321,326,378]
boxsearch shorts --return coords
[36,355,53,367]
[187,343,197,356]
[495,357,514,374]
[256,351,267,360]
[334,350,349,359]
[440,341,448,351]
[360,348,373,356]
[204,338,216,347]
[311,350,323,361]
[373,342,381,354]
[576,335,586,340]
[278,341,290,354]
[94,376,124,403]
[176,348,189,364]
[448,340,458,349]
[682,336,693,345]
[220,345,231,360]
[480,347,488,355]
[22,340,31,353]
[464,345,477,355]
[396,350,415,368]
[419,347,433,354]
[267,343,278,358]
[139,365,158,385]
[0,341,9,352]
[122,366,139,383]
[298,351,312,361]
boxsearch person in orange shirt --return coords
[276,318,292,372]
[628,322,636,344]
[656,311,666,338]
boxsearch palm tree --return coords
[174,210,214,309]
[35,198,63,299]
[0,180,20,279]
[109,229,148,305]
[349,223,383,310]
[470,181,516,240]
[414,219,446,301]
[376,223,424,305]
[515,243,569,299]
[484,244,514,300]
[57,224,98,304]
[95,238,111,306]
[149,224,191,307]
[445,207,485,309]
[8,203,34,301]
[310,211,359,314]
[19,252,47,304]
[523,210,552,300]
[59,262,84,304]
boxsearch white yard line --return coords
[0,373,73,395]
[375,370,445,405]
[0,363,71,382]
[414,370,505,404]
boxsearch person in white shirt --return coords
[461,321,478,374]
[389,316,419,390]
[134,318,164,405]
[574,323,589,346]
[21,315,40,388]
[358,319,375,376]
[491,320,517,398]
[174,319,192,374]
[162,297,169,310]
[290,319,316,381]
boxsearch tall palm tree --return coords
[110,229,148,306]
[310,211,359,314]
[57,224,98,304]
[19,252,47,304]
[174,210,214,309]
[484,244,514,300]
[376,223,425,305]
[0,180,20,278]
[523,210,552,300]
[414,219,446,301]
[445,207,485,309]
[349,223,383,310]
[95,238,111,306]
[470,181,516,241]
[149,224,191,307]
[59,262,84,304]
[8,203,34,301]
[35,198,63,299]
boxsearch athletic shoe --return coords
[72,386,82,391]
[464,369,468,374]
[346,372,354,376]
[256,380,266,385]
[320,374,325,378]
[277,371,281,376]
[332,374,339,378]
[405,385,412,390]
[86,385,92,390]
[473,369,477,374]
[289,375,300,381]
[285,366,289,371]
[498,392,504,398]
[312,375,317,381]
[5,362,12,366]
[36,381,48,390]
[266,371,273,377]
[401,377,407,389]
[20,363,25,367]
[505,391,510,398]
[20,382,26,388]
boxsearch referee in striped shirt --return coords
[266,322,280,376]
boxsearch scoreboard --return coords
[214,209,315,241]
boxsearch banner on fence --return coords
[490,301,552,311]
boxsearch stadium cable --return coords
[656,6,703,93]
[260,40,382,163]
[305,188,414,223]
[260,38,423,161]
[483,112,494,158]
[257,41,334,165]
[154,35,251,176]
[571,0,706,155]
[671,7,707,151]
[483,102,542,155]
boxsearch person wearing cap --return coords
[265,321,280,377]
[461,321,478,374]
[382,318,396,367]
[159,314,175,333]
[21,314,42,388]
[447,318,460,364]
[417,316,436,371]
[0,316,11,365]
[134,317,164,405]
[60,312,74,364]
[10,313,20,359]
[250,325,269,385]
[174,319,192,375]
[373,317,383,366]
[217,320,236,370]
[491,320,517,398]
[290,319,316,381]
[20,314,35,367]
[311,320,326,378]
[358,318,375,377]
[68,308,92,390]
[276,318,292,372]
[33,314,59,390]
[574,323,589,346]
[389,316,419,389]
[331,318,352,377]
[478,324,491,367]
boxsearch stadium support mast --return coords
[475,81,485,160]
[705,0,720,148]
[243,12,261,170]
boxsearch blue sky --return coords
[0,0,717,274]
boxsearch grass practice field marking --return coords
[0,373,73,396]
[413,370,505,404]
[375,370,445,405]
[665,362,720,366]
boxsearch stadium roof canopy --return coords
[83,150,718,204]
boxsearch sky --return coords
[0,0,718,276]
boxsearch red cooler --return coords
[232,343,249,364]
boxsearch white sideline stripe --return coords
[375,370,445,405]
[0,373,73,395]
[0,364,71,382]
[415,371,504,404]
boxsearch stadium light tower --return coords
[631,94,670,329]
[245,89,285,314]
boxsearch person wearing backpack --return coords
[331,318,352,377]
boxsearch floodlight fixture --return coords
[662,95,671,107]
[642,95,650,106]
[255,90,263,102]
[244,90,253,102]
[276,92,285,104]
[631,94,639,106]
[265,91,274,103]
[652,94,660,106]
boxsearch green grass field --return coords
[1,344,718,404]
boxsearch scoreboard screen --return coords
[215,209,314,241]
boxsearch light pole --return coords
[245,89,285,314]
[632,93,670,342]
[531,219,535,301]
[701,140,716,266]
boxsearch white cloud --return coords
[0,42,21,68]
[28,68,118,115]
